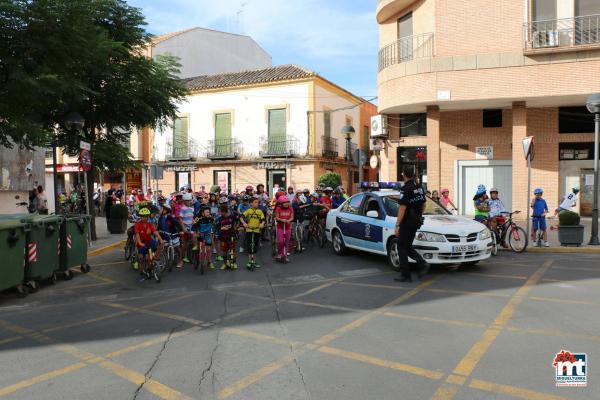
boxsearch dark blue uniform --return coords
[396,179,427,280]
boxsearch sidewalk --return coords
[88,216,128,255]
[514,217,600,253]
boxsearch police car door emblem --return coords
[365,223,371,238]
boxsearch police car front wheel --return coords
[332,230,347,255]
[387,238,401,269]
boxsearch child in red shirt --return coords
[275,196,294,262]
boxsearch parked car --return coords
[325,187,493,267]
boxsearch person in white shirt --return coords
[286,186,295,203]
[554,187,579,216]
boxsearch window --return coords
[576,0,600,16]
[559,107,595,133]
[323,111,331,137]
[363,125,369,151]
[341,193,365,214]
[483,109,503,128]
[268,108,286,140]
[423,198,451,215]
[399,114,427,137]
[363,197,382,218]
[214,113,232,156]
[397,12,413,38]
[172,116,189,157]
[532,0,556,21]
[559,142,594,160]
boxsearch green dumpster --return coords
[58,215,91,279]
[0,219,28,297]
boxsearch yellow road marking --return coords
[287,299,363,313]
[0,336,22,346]
[87,272,117,284]
[430,260,553,400]
[552,265,600,272]
[87,239,127,257]
[505,326,600,342]
[52,282,114,291]
[318,346,444,380]
[223,327,302,347]
[106,326,205,359]
[464,272,528,280]
[382,312,487,329]
[528,296,600,307]
[338,281,409,290]
[426,288,511,298]
[42,311,129,333]
[469,379,568,400]
[445,375,466,385]
[102,302,204,325]
[0,362,88,397]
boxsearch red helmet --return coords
[245,185,254,191]
[274,191,285,199]
[277,196,290,204]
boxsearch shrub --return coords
[558,210,580,226]
[210,185,221,193]
[318,172,342,189]
[109,204,129,219]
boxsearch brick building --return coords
[375,0,600,216]
[151,65,377,195]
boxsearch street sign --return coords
[522,136,535,161]
[369,155,379,169]
[79,149,92,172]
[150,165,163,180]
[80,140,91,151]
[353,149,367,167]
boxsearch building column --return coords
[426,106,440,190]
[512,102,528,216]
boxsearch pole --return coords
[590,113,599,245]
[526,154,531,240]
[52,141,59,214]
[346,138,352,195]
[84,171,92,245]
[358,150,364,185]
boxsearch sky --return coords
[127,0,379,100]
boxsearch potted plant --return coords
[107,203,128,234]
[557,210,584,247]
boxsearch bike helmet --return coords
[277,196,290,204]
[303,188,310,194]
[310,192,319,198]
[274,190,285,199]
[572,187,580,194]
[534,188,543,195]
[182,193,192,201]
[242,194,250,201]
[138,207,151,216]
[219,197,228,205]
[245,185,254,191]
[490,188,499,193]
[324,187,333,192]
[441,188,449,194]
[475,184,486,196]
[161,204,171,213]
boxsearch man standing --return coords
[394,166,429,283]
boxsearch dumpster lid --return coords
[0,214,34,224]
[0,219,26,230]
[31,215,63,225]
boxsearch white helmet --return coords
[182,193,193,201]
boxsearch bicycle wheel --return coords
[490,231,498,256]
[167,246,175,272]
[317,225,327,248]
[295,224,303,253]
[153,261,162,283]
[508,225,528,253]
[124,237,133,260]
[271,227,278,258]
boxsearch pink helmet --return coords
[441,188,449,194]
[277,196,290,204]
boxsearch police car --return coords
[325,182,493,267]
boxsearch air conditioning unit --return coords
[370,115,388,138]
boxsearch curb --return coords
[87,239,127,257]
[526,246,600,254]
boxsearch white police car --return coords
[325,182,493,267]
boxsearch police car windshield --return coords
[382,196,450,217]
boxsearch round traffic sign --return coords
[369,155,379,169]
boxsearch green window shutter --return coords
[215,113,232,156]
[268,108,287,154]
[363,126,369,151]
[173,116,189,158]
[323,111,331,137]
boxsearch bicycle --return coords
[222,234,238,269]
[292,218,306,253]
[493,211,528,253]
[531,214,547,248]
[139,247,162,283]
[159,232,182,272]
[306,208,327,248]
[194,232,211,275]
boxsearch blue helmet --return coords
[534,188,543,195]
[475,184,486,196]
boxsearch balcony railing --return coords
[523,14,600,52]
[378,32,434,72]
[165,138,199,161]
[259,135,299,157]
[206,139,242,160]
[322,136,338,158]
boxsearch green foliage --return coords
[318,172,342,189]
[0,0,188,172]
[109,204,129,220]
[558,210,580,226]
[210,185,221,194]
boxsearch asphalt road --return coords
[0,242,598,400]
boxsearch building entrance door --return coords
[267,169,286,197]
[397,146,427,188]
[457,160,512,216]
[580,168,595,216]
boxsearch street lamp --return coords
[586,94,600,245]
[342,125,355,195]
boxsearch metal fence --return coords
[524,14,600,51]
[206,139,242,159]
[165,138,198,160]
[322,136,338,158]
[259,135,299,157]
[378,32,434,72]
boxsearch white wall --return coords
[154,82,311,160]
[314,84,361,158]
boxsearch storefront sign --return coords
[44,164,82,173]
[79,149,92,171]
[217,171,229,193]
[254,161,293,170]
[369,155,379,169]
[165,165,199,172]
[475,146,493,160]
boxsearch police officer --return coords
[394,166,429,282]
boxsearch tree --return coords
[318,172,342,189]
[0,0,188,238]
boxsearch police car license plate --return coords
[452,245,477,253]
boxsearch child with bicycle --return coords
[531,188,550,247]
[215,205,238,270]
[192,206,216,270]
[241,197,265,270]
[275,196,294,263]
[133,207,164,273]
[158,204,184,269]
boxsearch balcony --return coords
[206,139,242,160]
[259,135,299,158]
[322,136,338,158]
[523,14,600,53]
[165,138,199,161]
[378,33,434,72]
